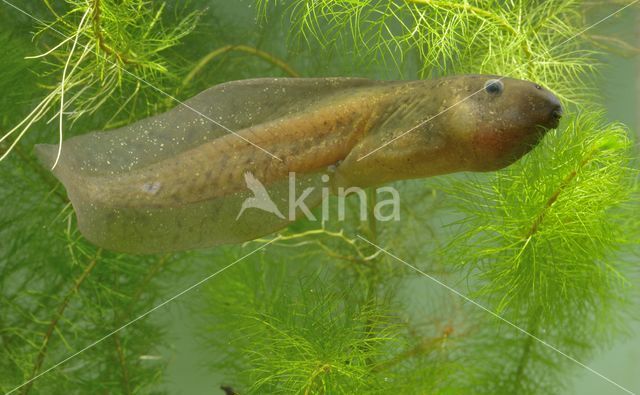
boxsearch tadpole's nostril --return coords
[551,106,563,120]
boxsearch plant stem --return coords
[586,34,640,57]
[92,0,135,64]
[513,309,541,390]
[372,334,446,372]
[360,188,380,368]
[113,332,132,395]
[525,152,596,238]
[303,363,331,395]
[21,250,101,395]
[182,44,300,88]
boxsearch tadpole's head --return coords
[449,75,562,171]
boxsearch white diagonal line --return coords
[356,0,640,162]
[356,235,636,395]
[3,238,276,395]
[0,0,283,162]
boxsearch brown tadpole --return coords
[35,75,562,254]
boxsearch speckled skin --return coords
[334,75,561,188]
[85,87,386,207]
[61,75,560,208]
[36,75,561,253]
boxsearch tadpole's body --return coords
[36,75,562,254]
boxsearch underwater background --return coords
[1,1,639,394]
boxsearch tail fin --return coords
[34,143,77,191]
[34,143,108,250]
[34,143,58,170]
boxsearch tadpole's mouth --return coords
[536,104,562,130]
[537,82,563,129]
[549,105,563,128]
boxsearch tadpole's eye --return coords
[484,79,504,95]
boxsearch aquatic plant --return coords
[0,1,638,394]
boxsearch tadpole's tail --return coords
[34,143,59,171]
[35,141,106,207]
[35,143,67,185]
[34,143,107,243]
[34,143,78,192]
[35,142,94,210]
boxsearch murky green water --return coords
[1,1,638,394]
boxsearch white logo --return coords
[236,172,285,220]
[236,171,400,222]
